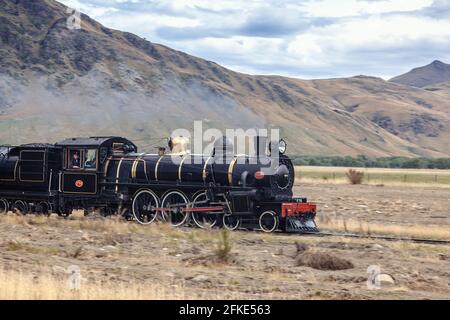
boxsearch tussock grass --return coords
[295,250,354,270]
[215,229,233,263]
[346,169,364,185]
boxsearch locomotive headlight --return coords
[278,139,287,154]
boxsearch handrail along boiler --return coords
[0,136,317,233]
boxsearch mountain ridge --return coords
[0,0,449,157]
[390,60,450,88]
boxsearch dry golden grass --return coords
[297,177,450,188]
[0,212,226,246]
[5,240,60,255]
[0,268,239,300]
[0,212,174,236]
[3,211,449,242]
[318,216,450,240]
[296,166,450,188]
[0,214,248,300]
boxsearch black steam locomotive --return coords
[0,136,317,233]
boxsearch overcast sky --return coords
[59,0,450,79]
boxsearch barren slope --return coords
[0,0,449,157]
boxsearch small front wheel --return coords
[259,210,279,233]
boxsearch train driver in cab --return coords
[71,151,81,168]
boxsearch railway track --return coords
[290,230,450,245]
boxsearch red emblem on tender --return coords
[75,180,84,188]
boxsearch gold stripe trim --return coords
[143,159,148,180]
[178,155,187,181]
[227,157,237,186]
[131,159,138,179]
[202,156,211,181]
[103,157,112,177]
[130,158,148,180]
[115,157,124,193]
[154,156,164,181]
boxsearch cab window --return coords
[67,149,97,170]
[84,149,97,170]
[68,149,82,169]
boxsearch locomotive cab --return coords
[56,137,137,197]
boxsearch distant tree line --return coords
[290,155,450,169]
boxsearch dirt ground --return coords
[0,183,449,300]
[297,183,450,228]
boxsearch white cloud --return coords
[58,0,450,79]
[302,0,433,17]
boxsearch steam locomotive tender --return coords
[0,136,317,233]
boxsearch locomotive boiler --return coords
[0,135,317,233]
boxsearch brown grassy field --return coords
[296,166,450,187]
[1,172,449,300]
[0,180,449,301]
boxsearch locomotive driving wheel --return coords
[259,210,279,233]
[132,189,159,225]
[191,191,218,229]
[161,190,189,227]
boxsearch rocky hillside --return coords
[0,0,449,157]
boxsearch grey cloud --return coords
[238,10,334,37]
[157,12,335,40]
[157,26,233,40]
[419,0,450,19]
[60,0,450,79]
